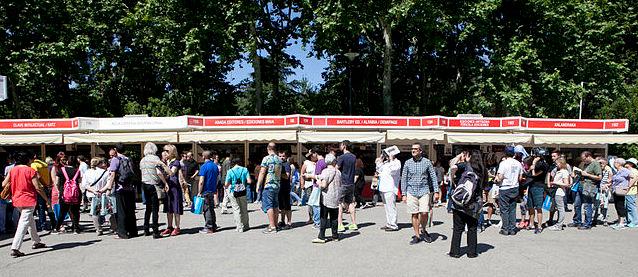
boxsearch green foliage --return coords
[0,0,635,134]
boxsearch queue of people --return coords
[2,140,637,259]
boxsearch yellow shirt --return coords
[30,159,51,187]
[629,168,638,195]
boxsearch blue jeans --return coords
[301,187,311,206]
[625,195,638,225]
[498,187,518,232]
[582,194,594,227]
[312,205,321,226]
[0,200,6,233]
[261,187,279,213]
[290,191,301,205]
[246,185,253,203]
[572,190,582,225]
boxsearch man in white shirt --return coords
[496,146,524,236]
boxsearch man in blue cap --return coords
[496,146,524,235]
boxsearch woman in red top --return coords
[2,151,49,257]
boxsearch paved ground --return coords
[1,202,637,277]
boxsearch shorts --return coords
[261,187,280,213]
[527,186,545,210]
[339,185,355,204]
[278,183,292,211]
[407,194,432,214]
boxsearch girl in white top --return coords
[300,150,317,224]
[80,158,111,235]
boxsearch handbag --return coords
[0,182,11,200]
[371,175,379,190]
[614,186,629,196]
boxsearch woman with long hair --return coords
[51,153,82,234]
[449,150,486,258]
[161,144,184,236]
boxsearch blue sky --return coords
[225,39,329,87]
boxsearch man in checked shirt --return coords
[401,143,440,245]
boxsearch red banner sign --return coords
[203,117,286,127]
[524,119,605,129]
[324,117,409,127]
[187,117,203,127]
[605,120,627,130]
[0,119,76,130]
[447,118,501,128]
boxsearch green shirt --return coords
[581,160,602,189]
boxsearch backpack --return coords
[116,156,136,185]
[62,167,81,204]
[451,168,479,207]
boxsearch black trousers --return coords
[55,200,80,232]
[116,189,138,238]
[318,204,339,240]
[143,184,160,234]
[614,194,627,218]
[450,209,478,256]
[203,192,217,230]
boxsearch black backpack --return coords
[116,156,136,185]
[451,168,479,207]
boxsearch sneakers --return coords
[547,225,563,231]
[627,223,638,228]
[578,226,591,230]
[311,224,320,230]
[409,236,421,245]
[312,238,327,244]
[567,223,581,228]
[533,228,542,234]
[262,227,277,234]
[347,223,358,231]
[611,224,627,230]
[199,228,214,234]
[338,224,346,233]
[32,243,46,249]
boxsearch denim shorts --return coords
[527,186,545,210]
[261,187,279,213]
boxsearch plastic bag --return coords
[192,196,204,214]
[542,195,552,211]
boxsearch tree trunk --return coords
[250,22,263,115]
[381,19,393,115]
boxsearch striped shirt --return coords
[400,157,439,197]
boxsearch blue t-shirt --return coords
[199,160,219,193]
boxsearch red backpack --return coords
[61,167,81,204]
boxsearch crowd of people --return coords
[1,140,637,259]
